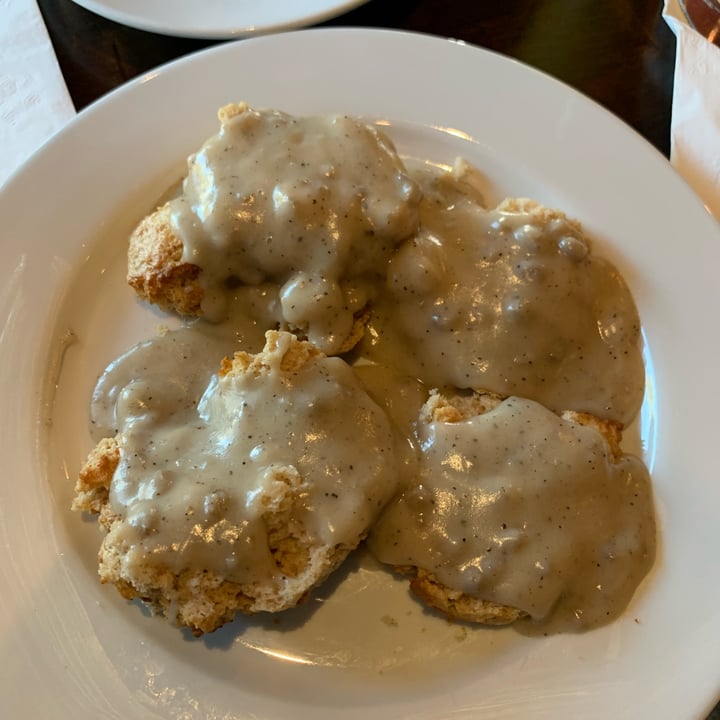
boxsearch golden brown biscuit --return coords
[383,390,625,626]
[74,331,399,635]
[127,202,203,316]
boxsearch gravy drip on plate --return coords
[92,330,398,584]
[91,284,282,440]
[368,396,656,633]
[361,174,645,425]
[168,103,420,355]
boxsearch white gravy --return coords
[87,107,655,633]
[95,330,398,584]
[359,171,645,426]
[169,103,420,354]
[367,395,655,633]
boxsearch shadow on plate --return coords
[168,548,369,651]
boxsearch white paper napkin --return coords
[664,0,720,219]
[0,0,75,188]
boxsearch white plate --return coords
[2,28,719,720]
[69,0,369,38]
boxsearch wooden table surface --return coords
[39,0,676,155]
[34,0,718,717]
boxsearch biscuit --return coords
[126,103,422,355]
[127,202,203,316]
[371,390,628,626]
[74,331,400,635]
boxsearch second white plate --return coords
[69,0,369,38]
